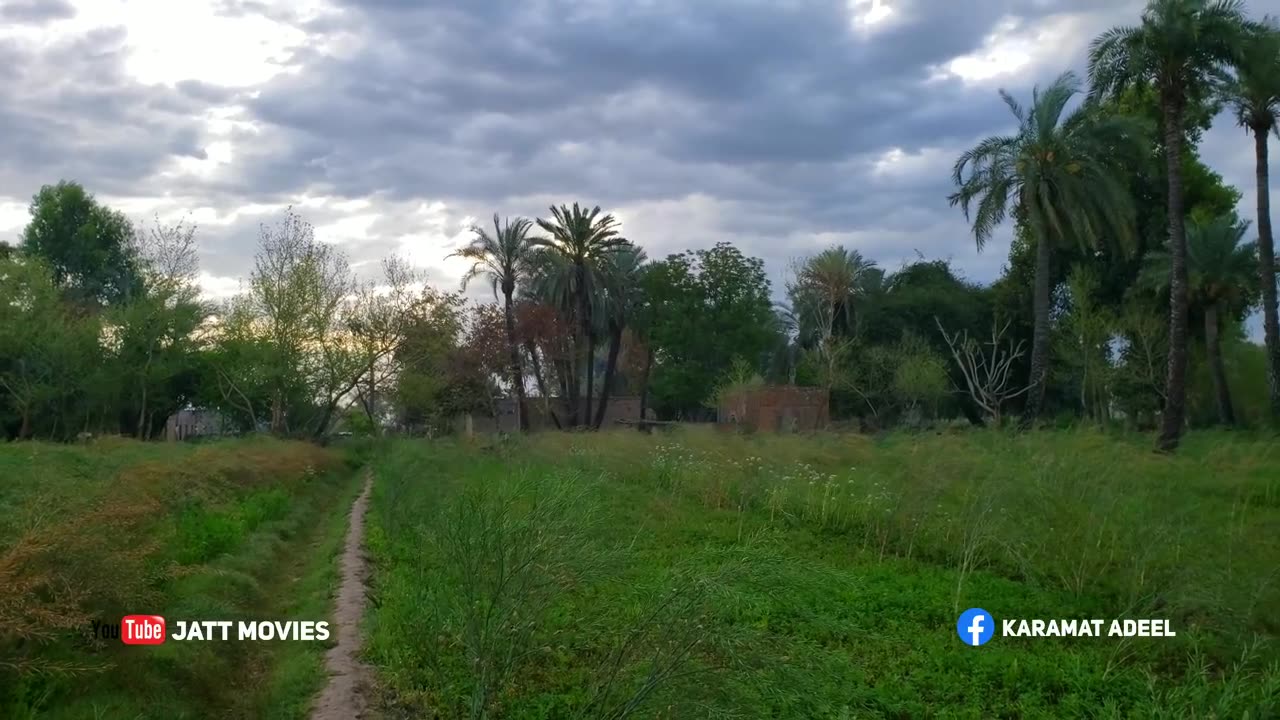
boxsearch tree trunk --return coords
[593,324,623,429]
[1205,303,1236,426]
[364,356,377,431]
[271,389,286,436]
[1021,232,1053,429]
[313,400,339,440]
[1254,125,1280,425]
[136,383,149,440]
[18,407,31,440]
[555,357,571,403]
[1157,99,1189,453]
[570,263,589,428]
[525,340,562,429]
[638,344,654,433]
[584,330,596,428]
[502,286,528,432]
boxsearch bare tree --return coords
[121,216,206,437]
[349,257,422,432]
[133,214,199,289]
[935,317,1031,426]
[249,208,357,436]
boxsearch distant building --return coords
[716,385,829,433]
[165,408,232,441]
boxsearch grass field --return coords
[0,437,365,720]
[365,428,1280,719]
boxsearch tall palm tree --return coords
[949,71,1138,428]
[451,214,535,431]
[593,246,648,429]
[1228,24,1280,423]
[534,203,629,428]
[1141,214,1258,425]
[1090,0,1261,450]
[787,246,878,398]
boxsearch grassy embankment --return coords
[0,437,367,719]
[365,428,1279,719]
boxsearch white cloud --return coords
[196,271,242,300]
[44,0,331,87]
[848,0,900,34]
[932,13,1090,86]
[0,201,28,236]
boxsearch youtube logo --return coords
[121,615,166,645]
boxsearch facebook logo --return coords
[957,608,995,646]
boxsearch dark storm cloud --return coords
[0,0,75,24]
[235,0,1137,226]
[0,0,1161,291]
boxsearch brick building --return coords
[716,385,829,432]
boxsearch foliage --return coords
[19,181,141,308]
[950,72,1138,256]
[643,242,779,419]
[1055,266,1118,423]
[1140,213,1258,316]
[531,203,631,428]
[951,71,1139,425]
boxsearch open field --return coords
[0,438,366,720]
[365,428,1280,719]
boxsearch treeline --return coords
[0,184,499,441]
[0,177,1270,444]
[3,0,1279,449]
[945,0,1280,450]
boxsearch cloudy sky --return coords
[0,0,1276,325]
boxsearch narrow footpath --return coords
[311,470,373,720]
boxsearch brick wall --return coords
[717,386,829,432]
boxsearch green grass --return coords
[0,437,364,720]
[364,427,1280,719]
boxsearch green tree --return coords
[0,255,69,438]
[533,204,629,428]
[19,181,141,308]
[643,243,778,419]
[593,245,647,429]
[112,216,207,438]
[1227,24,1280,422]
[452,215,537,431]
[246,208,358,436]
[787,246,878,399]
[1090,0,1261,450]
[1057,266,1118,424]
[393,288,469,433]
[1141,214,1258,425]
[950,71,1137,427]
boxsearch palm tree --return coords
[451,214,535,431]
[1141,214,1258,425]
[949,71,1138,428]
[534,203,629,428]
[593,246,648,429]
[1227,24,1280,423]
[787,246,878,398]
[1090,0,1261,450]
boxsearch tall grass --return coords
[366,429,1280,717]
[0,437,357,719]
[538,427,1279,660]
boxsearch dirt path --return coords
[311,470,374,720]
